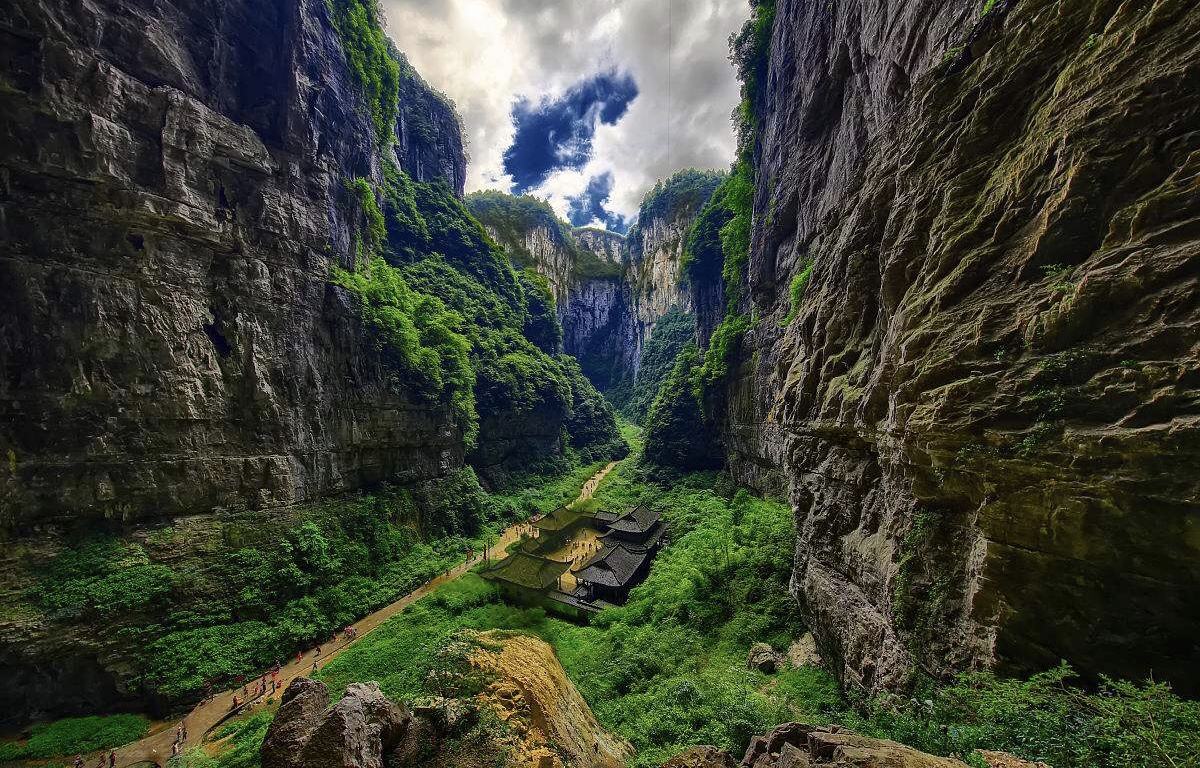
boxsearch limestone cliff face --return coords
[625,215,695,379]
[574,227,625,265]
[722,0,1200,694]
[0,0,468,529]
[469,179,714,394]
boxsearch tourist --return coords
[295,650,302,664]
[73,754,84,768]
[311,659,318,674]
[108,750,116,768]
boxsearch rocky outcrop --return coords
[0,0,466,529]
[661,746,737,768]
[262,633,631,768]
[717,0,1200,695]
[262,679,426,768]
[468,630,633,768]
[746,642,784,674]
[678,723,1046,768]
[575,227,626,264]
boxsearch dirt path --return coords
[100,461,619,767]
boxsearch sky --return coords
[381,0,749,232]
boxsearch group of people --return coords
[169,721,188,757]
[567,538,601,566]
[72,750,115,768]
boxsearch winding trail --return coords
[101,461,619,767]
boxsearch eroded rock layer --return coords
[0,0,466,529]
[723,0,1200,694]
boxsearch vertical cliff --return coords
[709,0,1200,695]
[467,171,720,412]
[0,0,471,529]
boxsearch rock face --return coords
[0,0,466,529]
[263,633,632,768]
[262,679,424,768]
[468,173,717,398]
[468,630,633,768]
[663,724,1047,768]
[714,0,1200,694]
[741,724,965,768]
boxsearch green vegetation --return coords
[627,169,725,247]
[326,0,400,146]
[781,260,813,325]
[172,711,273,768]
[517,269,561,353]
[641,346,722,471]
[465,190,621,280]
[0,715,149,760]
[316,461,824,768]
[679,1,775,392]
[854,666,1200,768]
[334,164,623,463]
[23,469,528,701]
[622,307,696,424]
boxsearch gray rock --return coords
[747,643,784,674]
[698,0,1200,695]
[262,679,419,768]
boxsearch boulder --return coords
[786,634,823,669]
[735,723,1047,768]
[747,643,784,674]
[262,679,424,768]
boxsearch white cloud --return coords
[381,0,748,222]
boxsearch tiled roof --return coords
[534,507,578,532]
[575,544,651,588]
[605,504,660,534]
[483,552,571,590]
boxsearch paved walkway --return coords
[99,461,620,767]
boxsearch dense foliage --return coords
[0,715,149,760]
[465,190,621,280]
[622,307,696,424]
[326,0,400,146]
[626,169,725,252]
[334,164,623,462]
[641,346,723,471]
[23,469,516,701]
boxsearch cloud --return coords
[380,0,749,223]
[504,71,638,192]
[566,172,631,233]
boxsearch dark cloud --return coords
[503,70,638,192]
[566,172,630,233]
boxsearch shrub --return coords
[781,260,814,326]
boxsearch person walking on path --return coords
[73,755,84,768]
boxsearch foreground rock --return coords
[746,643,784,674]
[665,724,1048,768]
[262,631,630,768]
[467,630,633,768]
[262,680,424,768]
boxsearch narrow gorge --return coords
[0,0,1196,767]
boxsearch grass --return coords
[0,715,149,760]
[314,459,835,768]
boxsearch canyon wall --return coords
[468,171,718,399]
[0,0,467,530]
[721,0,1199,695]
